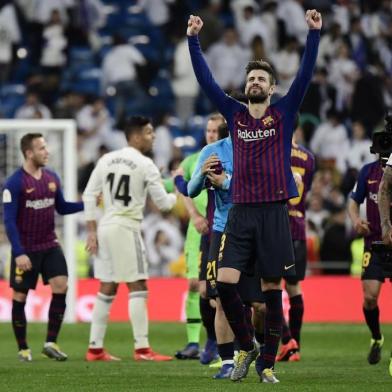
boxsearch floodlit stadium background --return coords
[0,0,392,322]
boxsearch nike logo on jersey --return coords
[284,263,295,270]
[367,180,378,184]
[26,188,35,193]
[237,121,248,127]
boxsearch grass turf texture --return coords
[0,323,391,391]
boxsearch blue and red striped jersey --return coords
[350,161,384,250]
[288,143,315,240]
[2,168,83,256]
[188,30,319,203]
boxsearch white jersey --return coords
[83,146,176,227]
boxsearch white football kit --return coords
[83,146,176,282]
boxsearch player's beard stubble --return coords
[246,90,269,104]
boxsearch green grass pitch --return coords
[0,322,391,391]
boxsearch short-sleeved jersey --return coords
[188,30,319,203]
[350,161,384,249]
[288,143,315,240]
[181,151,207,216]
[83,146,176,227]
[2,168,83,256]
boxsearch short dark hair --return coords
[245,60,276,85]
[20,133,43,157]
[218,122,229,139]
[123,115,151,140]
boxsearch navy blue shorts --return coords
[285,240,307,283]
[10,247,68,290]
[361,248,392,282]
[219,202,295,279]
[208,231,264,302]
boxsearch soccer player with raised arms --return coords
[83,116,175,362]
[187,9,321,383]
[2,133,84,361]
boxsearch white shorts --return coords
[95,224,148,283]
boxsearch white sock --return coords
[222,359,234,366]
[88,292,114,349]
[129,291,149,350]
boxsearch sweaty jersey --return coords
[188,137,233,232]
[188,31,319,203]
[83,146,176,227]
[2,168,83,256]
[350,161,384,250]
[288,143,315,240]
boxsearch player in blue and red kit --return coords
[348,154,391,366]
[2,133,83,362]
[277,118,315,362]
[187,9,321,383]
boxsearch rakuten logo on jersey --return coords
[237,128,276,142]
[26,198,55,209]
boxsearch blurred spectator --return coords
[271,36,299,95]
[142,212,184,276]
[152,114,174,175]
[345,16,370,71]
[232,3,270,52]
[40,10,67,70]
[328,42,359,113]
[66,0,106,50]
[260,1,279,53]
[0,2,21,84]
[197,0,224,51]
[320,205,352,275]
[76,96,112,164]
[139,0,175,36]
[277,0,307,46]
[350,63,385,136]
[15,91,52,119]
[345,121,373,172]
[102,34,147,120]
[171,37,199,125]
[54,91,86,119]
[249,35,269,62]
[300,67,337,131]
[77,144,109,193]
[206,26,249,92]
[317,22,344,67]
[310,109,349,174]
[306,194,329,237]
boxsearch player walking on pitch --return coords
[83,116,176,361]
[3,133,84,362]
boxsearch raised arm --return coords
[187,15,240,119]
[378,165,392,245]
[282,10,321,115]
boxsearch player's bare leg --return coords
[86,281,120,361]
[128,280,172,361]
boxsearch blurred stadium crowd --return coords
[0,0,391,279]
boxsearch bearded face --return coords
[244,69,274,104]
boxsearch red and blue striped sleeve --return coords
[2,170,25,257]
[187,35,242,124]
[351,164,370,204]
